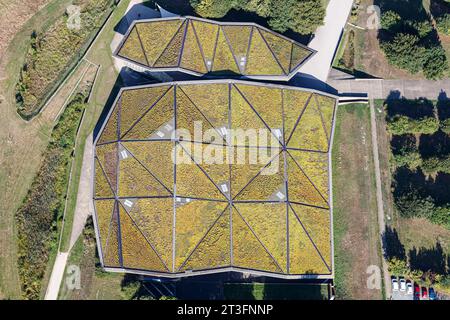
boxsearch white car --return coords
[406,281,413,295]
[392,278,399,291]
[400,278,406,292]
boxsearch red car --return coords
[421,287,428,299]
[414,284,421,300]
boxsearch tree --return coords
[381,10,401,31]
[190,0,237,18]
[381,33,425,74]
[436,14,450,35]
[190,0,325,35]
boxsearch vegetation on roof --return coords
[94,82,336,276]
[117,17,313,77]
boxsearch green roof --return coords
[93,80,336,278]
[115,17,315,78]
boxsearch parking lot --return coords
[390,277,436,300]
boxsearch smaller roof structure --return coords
[114,16,315,80]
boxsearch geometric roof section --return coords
[114,16,315,80]
[93,80,337,278]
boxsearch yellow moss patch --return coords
[175,201,228,270]
[235,152,285,201]
[290,43,311,72]
[180,21,207,73]
[127,198,174,270]
[212,28,239,73]
[181,209,230,271]
[120,86,171,136]
[153,21,187,67]
[123,87,174,140]
[259,29,292,74]
[290,203,331,269]
[103,205,120,267]
[286,152,328,208]
[136,20,183,66]
[245,28,283,75]
[94,199,114,254]
[230,86,268,146]
[222,25,252,58]
[289,150,329,202]
[175,143,225,200]
[234,203,287,271]
[232,208,281,272]
[236,84,283,134]
[121,141,174,191]
[194,144,230,186]
[96,143,118,192]
[191,20,219,64]
[315,93,336,141]
[283,89,311,142]
[118,153,170,197]
[176,89,216,143]
[97,103,118,144]
[288,98,329,151]
[230,146,273,198]
[95,159,114,198]
[178,83,229,131]
[119,204,168,271]
[288,208,330,274]
[118,27,148,66]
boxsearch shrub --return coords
[440,118,450,134]
[16,94,86,299]
[394,191,435,219]
[421,156,450,174]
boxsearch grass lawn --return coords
[223,283,328,300]
[332,103,383,300]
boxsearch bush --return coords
[16,94,86,299]
[381,33,426,74]
[393,151,422,169]
[440,118,450,134]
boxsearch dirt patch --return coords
[333,104,383,300]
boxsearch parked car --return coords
[429,287,436,300]
[406,281,413,295]
[421,287,428,299]
[399,278,406,292]
[392,278,399,291]
[414,284,421,300]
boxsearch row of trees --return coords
[189,0,325,35]
[379,3,448,79]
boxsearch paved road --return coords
[298,0,354,82]
[69,134,94,250]
[44,252,68,300]
[369,99,391,299]
[329,79,450,100]
[44,135,94,300]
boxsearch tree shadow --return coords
[391,134,417,155]
[437,91,450,122]
[393,166,450,205]
[409,242,447,275]
[383,226,406,261]
[384,96,435,120]
[430,0,450,18]
[419,130,450,158]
